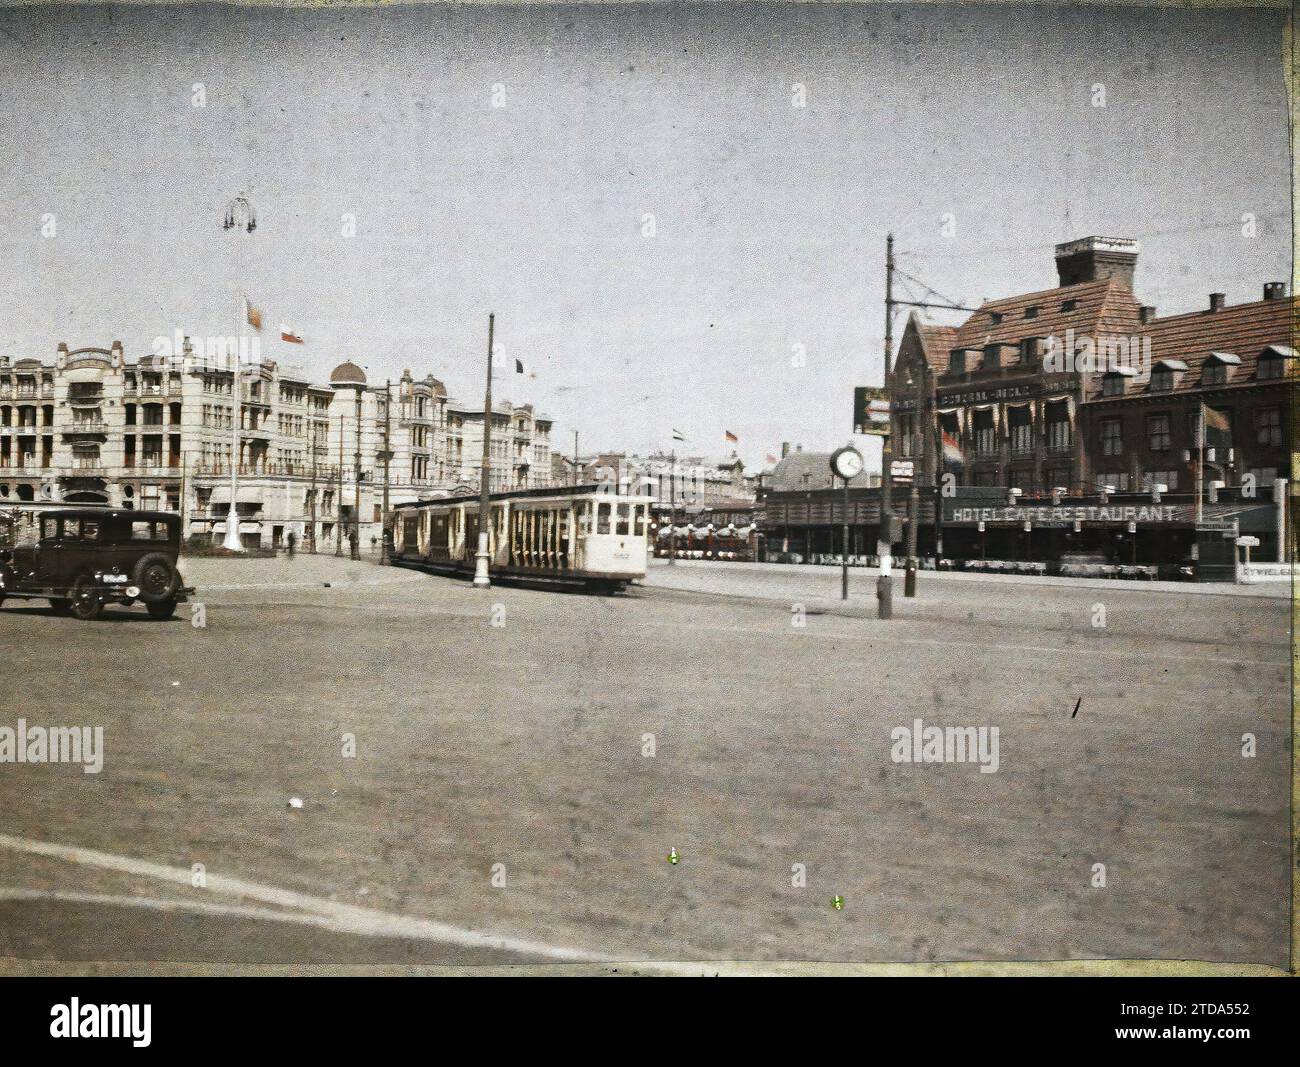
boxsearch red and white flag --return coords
[724,430,738,444]
[280,324,304,344]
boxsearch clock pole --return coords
[829,445,862,601]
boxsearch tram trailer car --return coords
[389,485,652,592]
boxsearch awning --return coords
[209,487,264,505]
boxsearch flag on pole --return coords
[514,358,536,379]
[244,297,262,331]
[724,430,738,444]
[941,430,963,465]
[672,429,685,442]
[280,324,304,344]
[1202,403,1229,434]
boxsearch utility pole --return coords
[904,348,924,596]
[308,419,318,553]
[379,379,392,563]
[473,313,494,588]
[351,385,362,561]
[221,193,255,553]
[335,412,344,556]
[572,430,579,487]
[668,447,677,565]
[878,233,896,619]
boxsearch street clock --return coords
[829,445,864,481]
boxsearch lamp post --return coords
[351,384,362,561]
[221,193,256,552]
[379,380,392,564]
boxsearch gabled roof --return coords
[952,278,1143,354]
[1087,293,1296,400]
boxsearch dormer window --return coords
[1203,351,1240,387]
[1102,367,1138,396]
[989,311,1004,326]
[1060,299,1077,313]
[1020,337,1042,364]
[1257,344,1294,381]
[1149,359,1187,393]
[949,350,966,374]
[1024,306,1039,319]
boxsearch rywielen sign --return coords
[944,503,1188,527]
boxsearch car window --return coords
[130,520,162,541]
[63,518,81,539]
[81,519,102,541]
[41,517,59,541]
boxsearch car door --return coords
[33,515,63,585]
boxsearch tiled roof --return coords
[1084,294,1296,401]
[765,451,872,492]
[917,324,959,373]
[952,278,1143,353]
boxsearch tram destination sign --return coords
[945,503,1190,527]
[853,387,891,436]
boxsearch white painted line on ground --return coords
[0,834,769,975]
[0,833,601,963]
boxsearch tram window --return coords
[633,505,646,537]
[596,502,611,535]
[616,503,630,535]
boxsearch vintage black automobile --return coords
[0,508,194,620]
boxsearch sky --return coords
[0,2,1291,472]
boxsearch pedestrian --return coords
[349,526,359,558]
[286,530,297,559]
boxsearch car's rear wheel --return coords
[145,598,178,620]
[133,553,180,603]
[69,575,103,621]
[49,598,72,615]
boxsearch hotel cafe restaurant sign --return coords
[943,502,1192,528]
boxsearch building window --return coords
[1008,407,1032,453]
[1255,406,1282,447]
[1257,353,1286,380]
[1023,306,1039,319]
[1046,401,1071,452]
[949,351,966,374]
[973,409,996,456]
[1095,472,1129,491]
[1100,418,1122,456]
[1149,368,1173,392]
[1007,468,1031,490]
[1203,362,1227,386]
[1146,414,1170,452]
[1060,299,1077,312]
[1102,373,1126,397]
[989,312,1003,326]
[1143,470,1177,491]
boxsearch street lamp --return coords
[221,193,256,552]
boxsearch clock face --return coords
[833,447,864,479]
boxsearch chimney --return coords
[1139,306,1156,324]
[1054,236,1139,288]
[781,441,790,458]
[1208,293,1226,313]
[1263,282,1288,301]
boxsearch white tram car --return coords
[389,485,652,592]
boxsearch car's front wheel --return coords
[69,575,104,621]
[145,598,178,620]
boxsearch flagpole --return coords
[473,313,494,588]
[1196,401,1205,524]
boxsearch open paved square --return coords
[0,555,1289,972]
